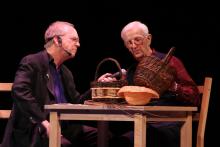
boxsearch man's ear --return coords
[57,36,62,44]
[143,34,152,45]
[53,36,61,46]
[146,34,152,41]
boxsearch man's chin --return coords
[134,55,144,61]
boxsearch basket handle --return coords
[149,47,175,81]
[94,58,123,80]
[162,46,175,65]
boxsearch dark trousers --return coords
[32,124,98,147]
[108,121,181,147]
[62,125,98,147]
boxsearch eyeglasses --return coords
[124,35,145,47]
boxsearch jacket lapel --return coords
[46,71,56,97]
[40,50,56,98]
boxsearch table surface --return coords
[45,100,197,112]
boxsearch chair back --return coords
[193,77,212,147]
[0,83,13,119]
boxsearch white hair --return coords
[44,21,74,42]
[121,21,149,40]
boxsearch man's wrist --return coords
[174,82,178,91]
[170,82,178,92]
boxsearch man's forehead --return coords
[61,25,74,31]
[123,29,144,40]
[62,26,78,36]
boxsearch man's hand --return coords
[169,81,178,92]
[41,120,50,137]
[41,120,71,145]
[97,73,117,82]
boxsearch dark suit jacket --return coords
[1,50,82,147]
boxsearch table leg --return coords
[181,112,192,147]
[49,112,61,147]
[134,114,146,147]
[98,121,109,147]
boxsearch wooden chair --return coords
[193,77,212,147]
[0,83,13,119]
[0,83,13,145]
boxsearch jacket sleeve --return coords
[12,56,47,123]
[169,56,200,106]
[78,89,92,104]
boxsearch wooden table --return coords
[45,102,197,147]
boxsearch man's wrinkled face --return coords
[59,25,80,58]
[122,28,151,61]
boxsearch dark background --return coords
[0,1,219,146]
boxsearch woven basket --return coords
[133,47,177,95]
[91,58,128,103]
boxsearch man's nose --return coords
[130,40,137,48]
[76,41,80,47]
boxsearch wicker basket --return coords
[133,47,177,95]
[91,58,128,103]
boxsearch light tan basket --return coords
[90,58,127,103]
[117,86,159,105]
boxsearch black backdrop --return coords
[0,1,219,146]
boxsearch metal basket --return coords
[133,47,177,95]
[91,58,128,103]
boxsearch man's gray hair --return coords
[121,21,149,39]
[44,21,74,42]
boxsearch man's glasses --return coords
[125,36,145,47]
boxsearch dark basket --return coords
[91,58,128,102]
[133,47,177,95]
